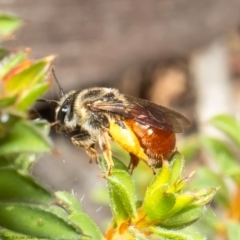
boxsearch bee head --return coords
[55,91,78,130]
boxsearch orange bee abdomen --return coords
[125,119,176,165]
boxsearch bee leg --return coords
[128,154,140,174]
[71,133,98,164]
[150,165,156,175]
[86,145,98,164]
[98,129,114,175]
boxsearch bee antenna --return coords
[37,99,59,105]
[51,66,64,97]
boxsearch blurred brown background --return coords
[1,0,240,230]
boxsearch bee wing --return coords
[91,95,190,133]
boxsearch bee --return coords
[46,71,190,175]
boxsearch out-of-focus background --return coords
[1,0,240,238]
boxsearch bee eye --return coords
[57,105,70,124]
[56,95,75,125]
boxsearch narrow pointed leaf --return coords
[107,180,129,224]
[0,167,52,204]
[150,226,205,240]
[5,56,53,94]
[99,156,137,222]
[128,227,149,240]
[106,170,137,220]
[0,203,83,240]
[16,82,50,111]
[226,221,240,240]
[0,229,48,240]
[0,48,8,60]
[190,167,229,207]
[0,14,22,37]
[0,113,21,139]
[200,136,240,179]
[210,114,240,148]
[70,212,104,240]
[166,193,196,217]
[55,191,83,214]
[192,187,218,206]
[0,51,27,79]
[148,160,171,194]
[143,185,176,220]
[169,151,185,185]
[0,96,16,108]
[0,120,52,155]
[159,206,204,229]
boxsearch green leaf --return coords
[0,153,39,171]
[128,227,149,240]
[0,14,22,37]
[150,226,205,240]
[16,82,50,111]
[190,167,230,207]
[166,192,196,217]
[0,229,48,240]
[159,206,204,229]
[226,221,240,240]
[70,212,104,240]
[0,120,52,155]
[5,56,53,95]
[108,180,129,224]
[0,167,52,204]
[179,135,200,162]
[98,156,137,223]
[106,168,137,221]
[192,187,218,206]
[55,191,83,214]
[0,203,83,240]
[0,51,27,79]
[200,136,240,180]
[169,151,185,185]
[143,185,176,221]
[0,48,8,60]
[210,114,240,148]
[0,112,21,139]
[0,96,16,109]
[148,160,171,193]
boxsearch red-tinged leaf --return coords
[0,51,28,79]
[4,56,54,95]
[3,59,32,82]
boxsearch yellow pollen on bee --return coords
[109,119,148,162]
